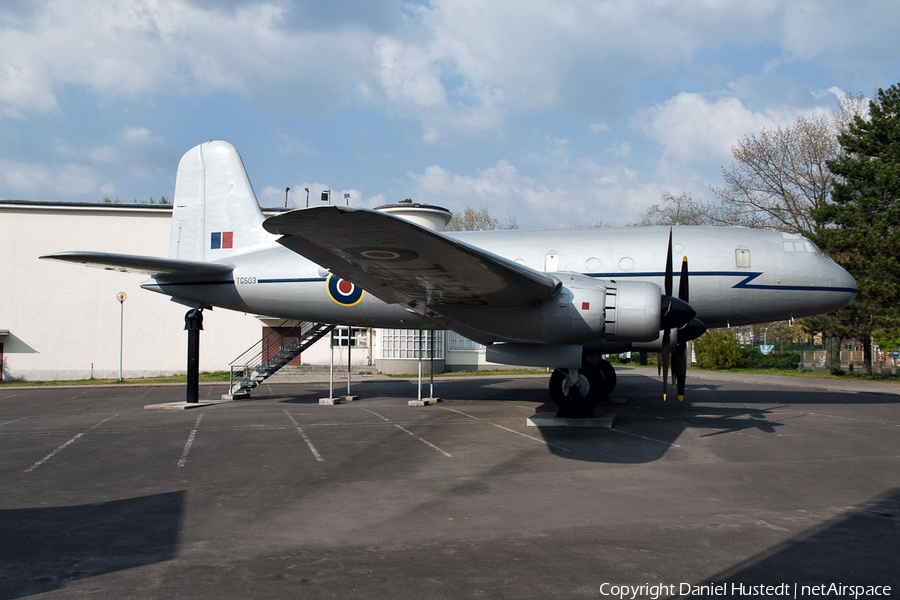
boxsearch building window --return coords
[449,332,483,351]
[332,327,368,347]
[380,329,444,359]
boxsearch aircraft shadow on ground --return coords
[676,488,900,595]
[538,375,896,463]
[0,491,184,600]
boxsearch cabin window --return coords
[735,248,751,268]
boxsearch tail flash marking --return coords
[210,232,234,249]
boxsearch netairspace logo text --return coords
[598,582,892,599]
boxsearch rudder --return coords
[169,141,277,261]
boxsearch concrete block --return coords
[319,398,341,405]
[145,400,230,410]
[526,411,616,428]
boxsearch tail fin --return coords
[169,140,278,261]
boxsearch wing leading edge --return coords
[263,206,561,310]
[40,251,233,279]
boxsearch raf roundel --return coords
[326,273,364,306]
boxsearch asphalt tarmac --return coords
[1,368,898,600]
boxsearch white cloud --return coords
[0,0,379,117]
[1,0,896,141]
[0,159,105,198]
[636,93,808,163]
[405,155,669,229]
[780,0,900,72]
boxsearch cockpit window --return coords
[805,239,823,255]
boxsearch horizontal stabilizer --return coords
[40,251,233,279]
[264,205,560,309]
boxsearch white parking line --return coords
[359,408,390,422]
[24,414,119,473]
[438,407,572,453]
[393,423,453,457]
[359,408,453,457]
[282,409,324,462]
[177,413,204,467]
[611,427,680,447]
[0,417,28,427]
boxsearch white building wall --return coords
[1,203,263,381]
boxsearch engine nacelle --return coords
[601,279,663,342]
[434,273,663,345]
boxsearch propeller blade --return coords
[674,254,689,401]
[661,328,670,401]
[665,228,673,297]
[678,255,689,303]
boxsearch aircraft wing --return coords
[40,251,233,279]
[264,206,560,308]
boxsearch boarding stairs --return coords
[227,320,335,397]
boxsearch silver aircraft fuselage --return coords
[143,225,856,336]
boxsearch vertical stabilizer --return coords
[169,141,277,261]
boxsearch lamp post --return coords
[284,187,290,208]
[116,292,127,381]
[304,187,309,208]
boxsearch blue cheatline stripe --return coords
[155,277,326,287]
[258,278,326,284]
[154,273,856,294]
[585,271,856,294]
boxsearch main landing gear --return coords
[549,358,617,418]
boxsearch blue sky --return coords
[1,0,899,229]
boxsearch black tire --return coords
[549,363,604,417]
[596,359,617,395]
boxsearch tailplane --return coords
[169,140,278,261]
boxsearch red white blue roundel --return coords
[326,273,364,306]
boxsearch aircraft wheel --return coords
[549,363,604,418]
[597,358,617,395]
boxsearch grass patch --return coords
[0,371,232,387]
[688,366,900,383]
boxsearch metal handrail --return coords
[227,321,335,395]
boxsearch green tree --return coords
[811,82,900,371]
[693,328,742,370]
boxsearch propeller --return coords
[660,230,701,401]
[661,230,673,401]
[673,256,690,400]
[671,255,707,401]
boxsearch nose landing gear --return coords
[549,359,616,418]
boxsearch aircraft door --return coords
[735,248,751,268]
[544,254,560,272]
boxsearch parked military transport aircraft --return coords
[42,141,857,416]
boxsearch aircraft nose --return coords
[827,260,857,310]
